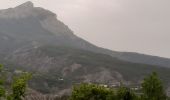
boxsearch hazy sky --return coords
[0,0,170,58]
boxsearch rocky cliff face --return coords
[0,1,118,58]
[0,1,55,19]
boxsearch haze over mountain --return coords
[0,1,170,68]
[1,0,170,58]
[1,1,170,96]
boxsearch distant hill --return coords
[0,1,170,95]
[5,45,170,94]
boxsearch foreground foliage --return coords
[0,64,31,100]
[0,63,168,100]
[70,83,115,100]
[141,72,166,100]
[70,72,167,100]
[117,86,138,100]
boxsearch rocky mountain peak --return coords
[16,1,34,9]
[0,1,56,19]
[0,1,34,19]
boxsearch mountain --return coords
[1,1,170,95]
[0,1,116,56]
[0,1,170,68]
[7,45,170,93]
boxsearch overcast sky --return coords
[0,0,170,58]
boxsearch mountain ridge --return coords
[0,1,170,68]
[0,1,170,67]
[0,1,170,95]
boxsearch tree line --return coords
[69,72,167,100]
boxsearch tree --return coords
[117,86,138,100]
[0,64,6,99]
[70,83,115,100]
[0,64,31,100]
[10,73,32,100]
[141,72,166,100]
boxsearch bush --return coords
[117,86,138,100]
[70,83,115,100]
